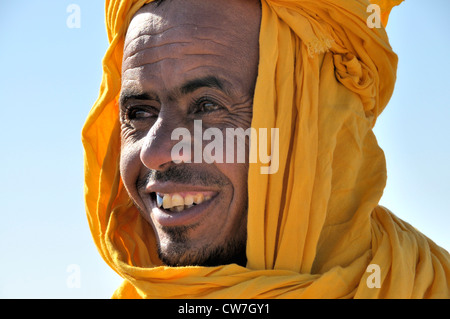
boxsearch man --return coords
[82,0,450,298]
[118,0,260,268]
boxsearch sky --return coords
[0,0,449,298]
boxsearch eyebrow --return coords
[119,76,228,107]
[180,76,225,95]
[119,92,154,108]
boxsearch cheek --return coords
[120,140,144,197]
[216,162,249,203]
[213,162,249,238]
[213,127,250,203]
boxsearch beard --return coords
[131,164,248,267]
[156,222,247,267]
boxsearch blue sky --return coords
[0,1,448,298]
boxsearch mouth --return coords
[154,192,213,212]
[148,190,218,227]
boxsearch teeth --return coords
[171,194,184,207]
[184,194,194,206]
[162,194,172,209]
[193,193,204,204]
[156,192,212,212]
[171,205,185,212]
[156,194,163,208]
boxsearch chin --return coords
[156,226,248,267]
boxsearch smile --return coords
[148,188,219,227]
[156,192,212,212]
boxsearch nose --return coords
[140,116,190,171]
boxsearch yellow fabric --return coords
[82,0,450,298]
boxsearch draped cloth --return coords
[82,0,450,298]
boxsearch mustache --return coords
[137,165,228,190]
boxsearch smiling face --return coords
[119,0,261,267]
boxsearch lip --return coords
[145,182,220,227]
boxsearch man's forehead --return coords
[123,4,235,69]
[120,0,261,100]
[125,1,221,44]
[124,0,260,48]
[125,5,165,46]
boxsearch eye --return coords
[125,106,158,122]
[195,97,223,113]
[130,109,152,119]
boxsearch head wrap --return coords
[82,0,450,298]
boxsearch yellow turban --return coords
[82,0,450,298]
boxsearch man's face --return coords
[119,0,261,267]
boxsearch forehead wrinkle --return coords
[123,39,232,76]
[124,23,227,56]
[124,34,229,61]
[122,57,181,78]
[124,34,191,59]
[123,41,189,70]
[123,32,234,73]
[123,50,229,80]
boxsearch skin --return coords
[119,0,261,267]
